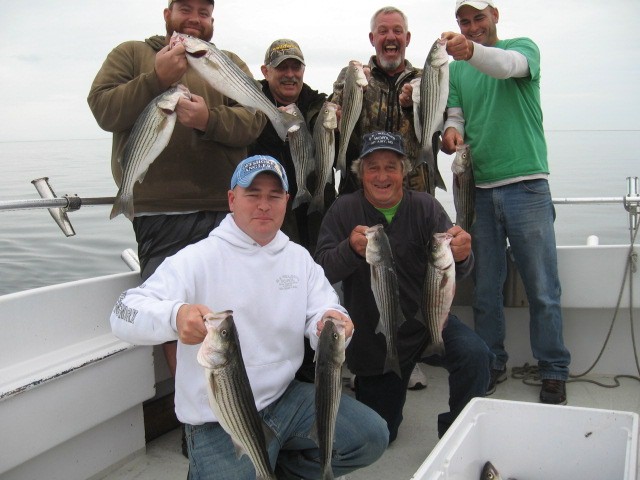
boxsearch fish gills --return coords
[312,318,346,480]
[451,144,475,231]
[416,38,449,194]
[111,84,191,220]
[422,233,455,357]
[283,103,315,210]
[309,102,338,215]
[171,32,301,141]
[336,61,367,181]
[197,311,276,480]
[365,224,405,377]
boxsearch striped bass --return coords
[365,224,405,377]
[282,103,314,210]
[422,233,455,357]
[110,84,191,220]
[336,60,367,181]
[197,311,276,480]
[171,32,301,141]
[451,144,475,231]
[312,317,346,480]
[414,38,449,195]
[309,101,338,215]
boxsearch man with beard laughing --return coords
[331,7,431,199]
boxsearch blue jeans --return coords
[185,380,388,479]
[472,179,571,380]
[356,314,492,440]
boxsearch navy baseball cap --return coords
[360,131,406,158]
[230,155,289,191]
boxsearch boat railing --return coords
[0,176,639,238]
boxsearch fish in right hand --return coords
[197,310,276,480]
[170,32,302,142]
[365,224,405,378]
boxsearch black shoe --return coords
[540,379,567,405]
[181,424,188,459]
[486,367,507,395]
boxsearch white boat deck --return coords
[99,366,640,480]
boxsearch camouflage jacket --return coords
[332,56,429,193]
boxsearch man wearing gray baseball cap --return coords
[315,131,492,441]
[248,38,335,385]
[441,0,571,405]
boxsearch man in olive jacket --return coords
[87,0,266,279]
[87,1,266,451]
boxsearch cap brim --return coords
[234,170,288,191]
[361,146,406,158]
[269,55,305,68]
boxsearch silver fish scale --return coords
[174,33,300,141]
[284,103,315,210]
[112,86,187,220]
[309,102,337,215]
[365,225,405,377]
[417,38,449,193]
[314,319,345,480]
[336,61,366,179]
[452,145,475,231]
[203,316,276,480]
[422,233,455,356]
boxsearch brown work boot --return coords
[540,379,567,405]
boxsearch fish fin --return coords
[291,189,313,210]
[309,419,319,445]
[261,420,275,447]
[374,320,384,335]
[422,341,445,358]
[230,438,249,460]
[397,310,407,328]
[383,355,402,378]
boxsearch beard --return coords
[378,56,402,73]
[165,18,213,41]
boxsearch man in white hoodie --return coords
[109,155,388,479]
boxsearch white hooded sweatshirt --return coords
[110,214,346,425]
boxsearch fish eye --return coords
[220,328,228,337]
[333,332,338,340]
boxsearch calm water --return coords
[0,131,638,296]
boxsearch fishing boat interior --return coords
[1,178,639,479]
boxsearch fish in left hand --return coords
[312,317,346,480]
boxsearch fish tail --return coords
[322,467,335,480]
[415,148,428,169]
[110,192,134,221]
[307,193,325,215]
[422,341,445,358]
[291,189,312,210]
[274,110,303,142]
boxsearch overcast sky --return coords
[0,1,637,142]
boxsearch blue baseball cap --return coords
[230,155,289,191]
[360,131,406,158]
